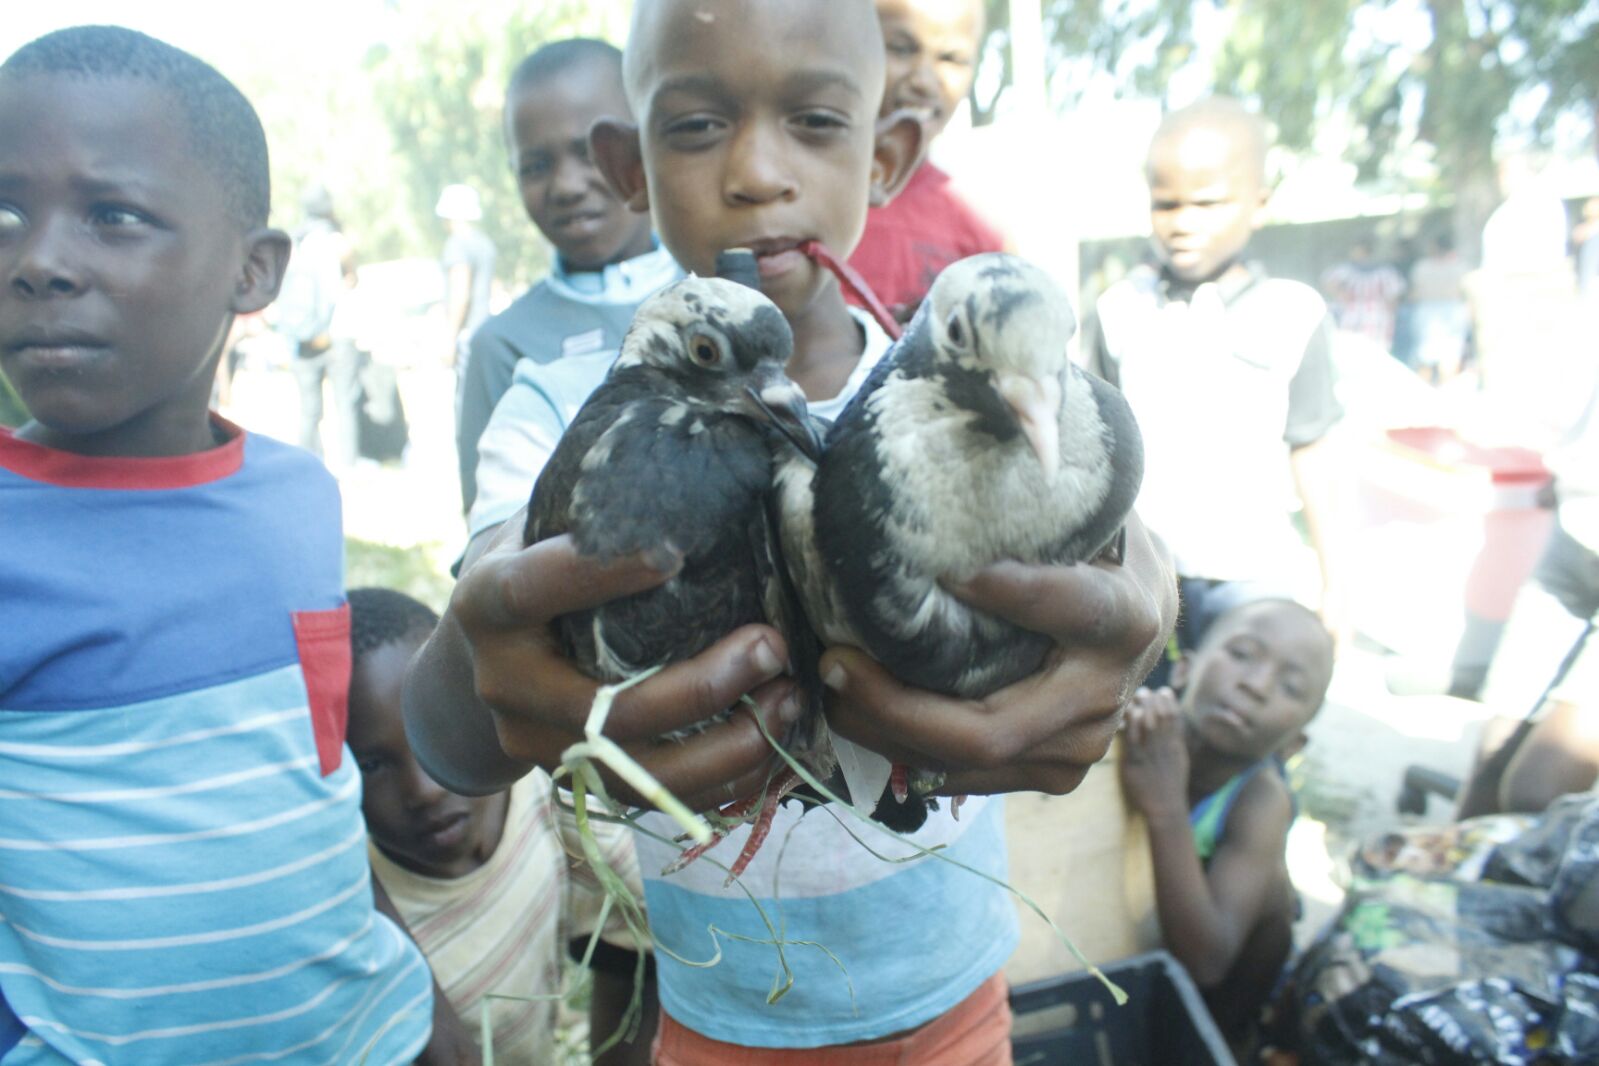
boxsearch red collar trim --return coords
[0,415,247,490]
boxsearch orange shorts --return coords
[651,972,1012,1066]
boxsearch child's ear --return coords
[869,110,926,208]
[590,119,651,214]
[233,228,292,315]
[1169,654,1191,693]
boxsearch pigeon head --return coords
[917,253,1078,478]
[615,276,821,459]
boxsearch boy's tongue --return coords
[755,245,806,279]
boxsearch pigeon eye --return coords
[688,332,726,368]
[945,311,968,348]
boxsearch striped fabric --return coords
[0,424,433,1065]
[371,774,644,1065]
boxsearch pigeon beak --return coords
[744,379,823,462]
[997,372,1062,480]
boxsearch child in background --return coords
[346,588,655,1066]
[1084,97,1346,662]
[405,1,1175,1063]
[457,39,680,515]
[0,27,437,1062]
[1120,599,1335,1045]
[847,0,1007,316]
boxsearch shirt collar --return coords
[549,240,682,301]
[1156,261,1264,308]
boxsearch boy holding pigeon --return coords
[406,2,1174,1061]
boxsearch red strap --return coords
[800,240,903,341]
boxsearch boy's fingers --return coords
[940,760,1093,798]
[946,557,1164,653]
[607,627,789,739]
[481,625,789,747]
[458,534,681,631]
[822,646,1122,773]
[625,679,803,811]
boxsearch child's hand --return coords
[404,508,805,811]
[1119,686,1190,820]
[819,513,1176,797]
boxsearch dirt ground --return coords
[221,344,1540,991]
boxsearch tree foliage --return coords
[975,0,1599,247]
[361,0,629,283]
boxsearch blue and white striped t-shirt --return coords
[0,423,433,1065]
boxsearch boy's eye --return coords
[0,205,22,236]
[91,205,149,228]
[662,115,726,147]
[520,157,553,179]
[355,755,388,775]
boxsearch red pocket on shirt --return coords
[292,605,352,776]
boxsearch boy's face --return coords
[876,0,983,143]
[509,62,655,272]
[349,634,504,880]
[1146,125,1266,285]
[602,0,892,322]
[0,76,284,455]
[1179,605,1332,763]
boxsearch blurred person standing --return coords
[278,183,359,466]
[1574,197,1599,298]
[1085,97,1347,669]
[437,182,496,371]
[1321,239,1405,353]
[1407,233,1470,384]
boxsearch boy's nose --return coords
[401,760,450,811]
[8,221,85,299]
[548,155,593,203]
[723,123,798,205]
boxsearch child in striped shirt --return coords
[347,589,654,1065]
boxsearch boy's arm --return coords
[1286,312,1350,641]
[403,514,803,806]
[1144,776,1293,988]
[821,513,1176,796]
[1119,695,1293,988]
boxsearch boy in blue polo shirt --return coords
[457,38,680,515]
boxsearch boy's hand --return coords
[406,508,804,811]
[820,513,1175,797]
[1119,686,1191,821]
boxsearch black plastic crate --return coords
[1010,950,1236,1066]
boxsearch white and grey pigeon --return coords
[524,275,830,872]
[777,252,1145,829]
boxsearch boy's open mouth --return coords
[743,238,808,280]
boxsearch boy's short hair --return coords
[1198,597,1329,654]
[1151,96,1270,186]
[508,38,623,100]
[349,588,439,663]
[1,25,270,229]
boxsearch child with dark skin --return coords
[0,27,450,1062]
[405,0,1174,1059]
[1089,98,1347,662]
[849,0,1009,315]
[347,589,654,1066]
[457,39,667,514]
[1120,600,1335,1043]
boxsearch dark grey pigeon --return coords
[524,275,828,876]
[777,252,1145,826]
